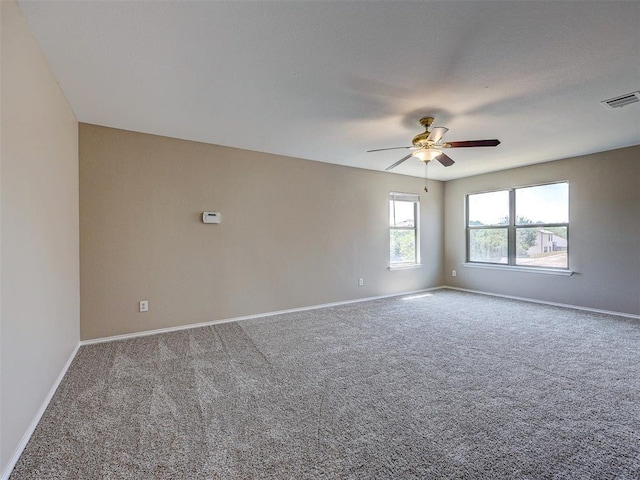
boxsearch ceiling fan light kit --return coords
[368,116,501,171]
[413,149,442,162]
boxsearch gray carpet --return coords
[10,289,640,479]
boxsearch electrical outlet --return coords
[139,300,149,312]
[358,278,364,286]
[452,270,457,277]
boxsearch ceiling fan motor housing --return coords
[412,116,436,148]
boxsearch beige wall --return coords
[79,124,444,340]
[1,0,80,475]
[444,146,640,316]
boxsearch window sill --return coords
[463,263,573,276]
[389,264,423,271]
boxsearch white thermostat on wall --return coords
[202,212,221,224]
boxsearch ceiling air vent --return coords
[601,91,640,109]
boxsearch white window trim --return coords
[463,263,573,276]
[389,263,423,271]
[389,192,420,268]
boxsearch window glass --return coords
[516,183,568,225]
[469,228,508,264]
[468,190,509,226]
[516,226,568,268]
[390,200,415,228]
[390,229,417,264]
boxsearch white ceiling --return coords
[17,0,640,181]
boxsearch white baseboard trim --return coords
[81,287,447,345]
[444,286,640,320]
[1,342,80,480]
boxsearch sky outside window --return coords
[468,190,509,225]
[390,201,415,227]
[516,183,568,224]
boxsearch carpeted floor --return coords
[10,289,640,479]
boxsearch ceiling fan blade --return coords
[435,153,455,167]
[367,146,414,153]
[385,154,413,171]
[446,139,501,148]
[426,127,449,144]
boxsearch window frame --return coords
[466,182,569,270]
[389,192,421,268]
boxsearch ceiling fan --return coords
[368,116,500,170]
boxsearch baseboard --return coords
[1,342,81,480]
[444,286,640,320]
[81,286,447,345]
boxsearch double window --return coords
[389,192,420,267]
[467,182,569,269]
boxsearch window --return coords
[467,182,569,269]
[389,192,420,267]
